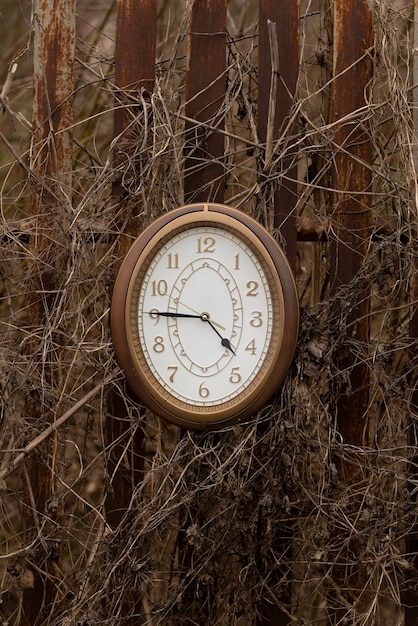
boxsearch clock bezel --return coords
[111,203,299,430]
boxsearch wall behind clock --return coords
[0,1,416,625]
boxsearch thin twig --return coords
[265,19,279,167]
[0,129,62,204]
[0,368,119,481]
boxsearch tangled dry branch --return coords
[0,1,417,625]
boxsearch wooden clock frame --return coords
[111,203,299,430]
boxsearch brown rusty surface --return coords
[114,0,157,141]
[257,11,299,622]
[107,0,157,533]
[330,0,373,453]
[112,0,157,226]
[184,0,227,203]
[329,0,374,616]
[31,0,75,253]
[258,0,299,270]
[331,0,374,290]
[24,2,76,625]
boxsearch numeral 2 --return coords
[246,280,258,296]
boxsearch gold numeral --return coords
[246,280,258,296]
[151,279,168,296]
[197,236,216,253]
[245,338,256,355]
[149,308,160,323]
[153,336,165,352]
[234,254,239,270]
[229,367,241,384]
[167,365,178,382]
[167,253,179,269]
[250,311,263,327]
[199,381,210,398]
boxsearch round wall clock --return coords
[111,203,299,430]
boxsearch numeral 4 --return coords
[245,338,256,355]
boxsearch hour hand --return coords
[149,311,201,320]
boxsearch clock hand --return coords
[201,314,236,356]
[148,310,236,355]
[174,300,226,331]
[149,311,202,320]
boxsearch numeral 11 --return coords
[167,253,179,269]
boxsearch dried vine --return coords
[0,1,417,625]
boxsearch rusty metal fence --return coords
[1,0,417,624]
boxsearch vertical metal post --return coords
[112,0,157,220]
[184,0,227,203]
[330,0,373,460]
[258,0,299,270]
[107,0,157,531]
[257,4,299,623]
[24,1,76,623]
[330,0,373,619]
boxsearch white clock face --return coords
[126,218,283,421]
[135,225,275,407]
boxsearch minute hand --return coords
[203,316,236,356]
[150,311,236,355]
[151,311,201,320]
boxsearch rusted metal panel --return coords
[112,0,157,217]
[258,0,299,270]
[107,0,157,534]
[184,0,227,203]
[329,0,373,617]
[114,0,157,142]
[25,1,76,624]
[257,7,299,623]
[330,0,373,452]
[31,0,76,249]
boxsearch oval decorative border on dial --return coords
[168,256,243,377]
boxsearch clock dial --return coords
[136,225,275,407]
[111,203,299,429]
